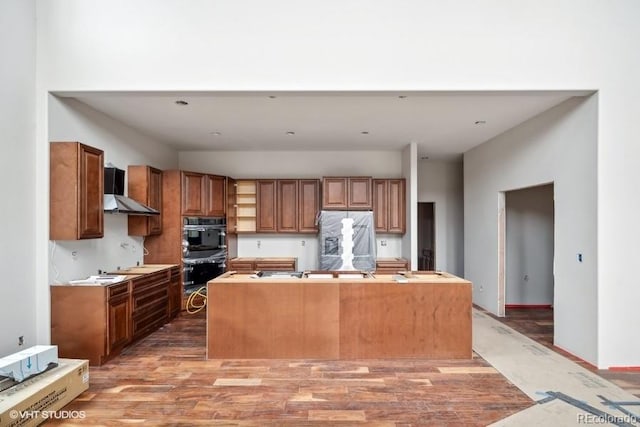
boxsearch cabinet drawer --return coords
[132,308,167,338]
[170,267,180,281]
[132,287,168,313]
[375,259,409,274]
[229,260,255,272]
[108,282,130,300]
[254,262,296,271]
[131,270,169,293]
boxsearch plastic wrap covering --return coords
[318,211,376,271]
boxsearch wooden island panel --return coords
[207,272,472,359]
[208,282,339,358]
[339,282,471,359]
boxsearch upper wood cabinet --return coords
[373,178,406,234]
[252,179,320,233]
[128,165,162,236]
[322,177,372,210]
[181,171,226,217]
[373,179,389,232]
[181,171,207,215]
[322,177,348,209]
[277,180,299,233]
[298,179,320,233]
[256,180,277,232]
[50,141,104,240]
[206,175,226,217]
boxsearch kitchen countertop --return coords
[52,264,178,287]
[211,270,470,285]
[110,264,179,274]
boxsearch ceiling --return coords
[65,91,590,160]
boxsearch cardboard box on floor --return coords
[0,359,89,427]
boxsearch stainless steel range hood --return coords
[104,194,159,216]
[104,166,160,216]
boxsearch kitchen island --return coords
[207,271,472,359]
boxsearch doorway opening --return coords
[418,202,435,270]
[499,183,555,340]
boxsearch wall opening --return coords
[500,183,555,334]
[417,202,435,270]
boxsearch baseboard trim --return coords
[505,304,553,309]
[609,366,640,372]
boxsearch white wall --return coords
[47,97,179,283]
[417,160,464,276]
[180,150,403,267]
[465,96,597,363]
[401,143,418,269]
[0,0,36,355]
[506,184,554,305]
[33,0,640,367]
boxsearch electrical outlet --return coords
[301,240,306,247]
[380,240,387,247]
[71,251,78,260]
[18,336,24,346]
[257,240,261,249]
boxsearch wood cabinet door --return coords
[226,177,237,234]
[206,175,226,217]
[128,165,162,236]
[257,180,277,232]
[108,295,131,354]
[277,180,298,232]
[298,179,320,233]
[322,177,348,209]
[373,179,389,232]
[387,179,406,233]
[148,167,163,234]
[168,267,182,318]
[348,177,372,210]
[181,171,206,215]
[78,143,104,239]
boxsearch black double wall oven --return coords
[182,217,227,294]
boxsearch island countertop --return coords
[212,270,472,284]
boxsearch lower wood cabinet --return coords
[228,257,297,273]
[107,284,131,354]
[50,265,178,366]
[131,271,170,341]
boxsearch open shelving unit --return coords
[235,180,256,233]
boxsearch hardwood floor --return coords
[46,311,532,426]
[489,307,640,399]
[43,307,640,425]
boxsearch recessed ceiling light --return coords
[210,131,221,136]
[286,131,295,135]
[175,100,189,106]
[474,120,486,125]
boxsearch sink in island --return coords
[207,271,472,359]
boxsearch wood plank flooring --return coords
[46,311,532,426]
